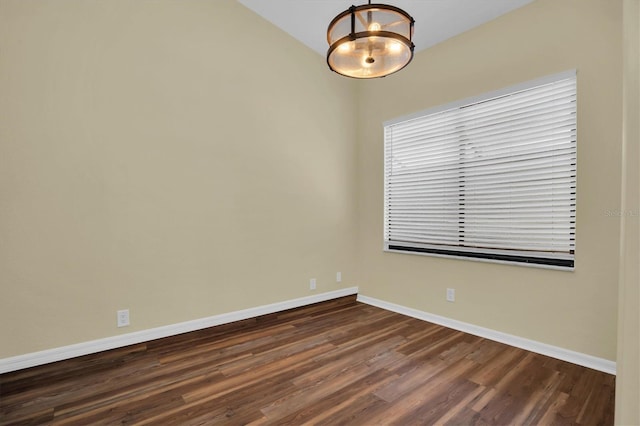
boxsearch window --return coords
[383,71,576,269]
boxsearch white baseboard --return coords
[0,287,358,374]
[357,295,616,375]
[1,288,615,376]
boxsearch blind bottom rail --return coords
[387,244,574,268]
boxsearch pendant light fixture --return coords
[327,1,415,79]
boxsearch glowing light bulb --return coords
[388,42,402,53]
[368,22,381,32]
[337,42,351,53]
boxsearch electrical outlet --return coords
[117,309,130,327]
[446,288,455,302]
[336,272,342,283]
[310,278,316,290]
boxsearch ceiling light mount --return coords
[327,1,415,79]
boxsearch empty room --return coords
[1,0,638,424]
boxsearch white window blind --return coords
[384,71,577,269]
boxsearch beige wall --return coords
[616,1,640,423]
[356,0,622,361]
[0,0,358,358]
[0,0,628,369]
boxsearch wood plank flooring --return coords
[0,296,615,425]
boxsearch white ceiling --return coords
[237,0,535,56]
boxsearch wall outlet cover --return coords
[117,309,130,327]
[446,288,455,302]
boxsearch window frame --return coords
[383,70,577,271]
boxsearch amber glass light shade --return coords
[327,3,414,79]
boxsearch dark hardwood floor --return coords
[0,296,615,425]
